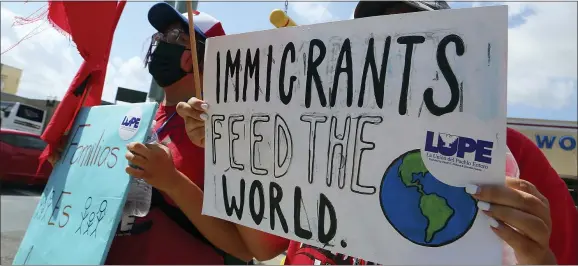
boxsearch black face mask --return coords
[148,41,192,87]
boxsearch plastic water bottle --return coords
[123,121,157,217]
[502,146,519,265]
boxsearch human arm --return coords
[468,176,556,264]
[235,226,290,261]
[506,128,578,265]
[125,142,253,261]
[175,97,291,261]
[466,128,578,265]
[165,168,254,261]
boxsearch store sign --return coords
[535,134,577,151]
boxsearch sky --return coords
[1,1,576,121]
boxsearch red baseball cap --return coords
[147,2,226,38]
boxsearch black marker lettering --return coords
[244,48,260,102]
[294,186,313,240]
[300,114,327,184]
[249,180,265,225]
[250,114,270,175]
[216,51,221,103]
[359,37,391,108]
[228,115,245,171]
[274,115,293,178]
[269,182,288,233]
[279,42,297,105]
[327,116,351,189]
[397,35,426,115]
[211,115,226,165]
[318,193,337,244]
[330,38,353,107]
[425,34,464,116]
[222,174,245,220]
[266,45,273,102]
[225,49,241,102]
[305,39,327,108]
[351,116,382,195]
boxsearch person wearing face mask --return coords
[177,1,578,265]
[104,3,253,265]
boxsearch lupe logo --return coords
[424,131,493,164]
[119,106,143,140]
[121,116,141,129]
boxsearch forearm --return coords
[165,170,253,261]
[235,225,290,261]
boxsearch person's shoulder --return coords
[506,127,532,150]
[506,127,545,160]
[506,127,560,187]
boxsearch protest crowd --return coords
[15,0,577,265]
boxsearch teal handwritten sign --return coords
[13,103,158,265]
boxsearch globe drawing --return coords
[379,149,478,247]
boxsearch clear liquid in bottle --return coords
[123,121,157,217]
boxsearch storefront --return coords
[508,118,577,206]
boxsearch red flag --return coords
[38,1,127,169]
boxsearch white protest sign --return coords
[202,6,508,265]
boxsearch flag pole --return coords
[186,1,202,100]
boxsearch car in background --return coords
[1,101,47,136]
[0,128,52,186]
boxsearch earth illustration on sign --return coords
[379,149,478,247]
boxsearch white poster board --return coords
[202,6,508,265]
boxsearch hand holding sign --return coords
[14,103,158,265]
[125,142,179,193]
[200,5,510,265]
[468,177,556,265]
[176,97,209,148]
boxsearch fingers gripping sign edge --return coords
[467,180,551,231]
[125,166,145,179]
[127,142,149,156]
[176,97,209,120]
[125,151,148,170]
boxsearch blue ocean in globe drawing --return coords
[379,149,478,247]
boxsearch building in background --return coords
[508,118,578,205]
[116,87,148,104]
[1,63,23,94]
[1,86,147,133]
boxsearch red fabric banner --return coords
[38,1,127,169]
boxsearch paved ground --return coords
[1,185,42,266]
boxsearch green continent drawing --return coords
[398,152,455,243]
